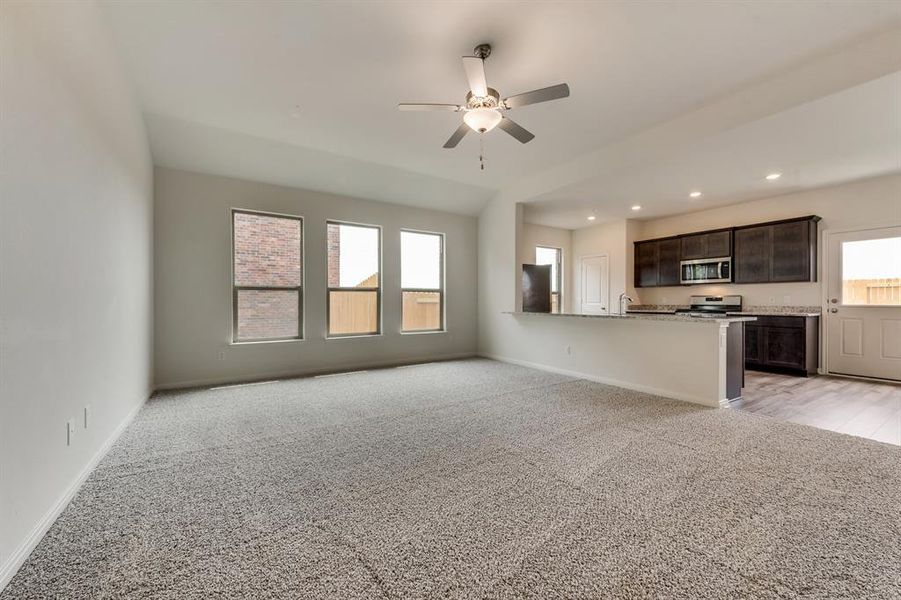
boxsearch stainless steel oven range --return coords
[675,295,742,318]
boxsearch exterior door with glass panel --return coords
[825,226,901,381]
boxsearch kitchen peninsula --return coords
[503,310,755,408]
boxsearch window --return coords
[327,221,381,336]
[232,210,302,342]
[401,230,444,332]
[841,236,901,306]
[536,246,562,313]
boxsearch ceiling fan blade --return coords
[398,103,462,112]
[462,56,488,97]
[502,83,570,109]
[498,116,535,144]
[443,123,470,149]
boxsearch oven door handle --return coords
[717,262,722,280]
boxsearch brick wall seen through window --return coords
[233,211,302,341]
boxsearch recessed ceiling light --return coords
[765,172,782,180]
[689,191,702,198]
[587,215,596,221]
[631,205,642,211]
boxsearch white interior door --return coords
[825,226,901,381]
[580,254,608,314]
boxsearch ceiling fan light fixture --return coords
[398,43,570,157]
[464,108,502,133]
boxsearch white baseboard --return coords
[479,353,718,408]
[153,352,478,391]
[0,393,149,592]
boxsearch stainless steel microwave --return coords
[680,257,732,284]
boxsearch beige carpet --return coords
[3,359,899,599]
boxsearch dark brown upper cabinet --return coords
[680,230,731,260]
[771,220,815,282]
[634,215,820,288]
[635,240,659,288]
[634,238,681,288]
[734,216,819,284]
[657,238,682,286]
[734,226,771,283]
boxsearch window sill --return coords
[229,338,305,346]
[400,330,447,336]
[326,333,383,340]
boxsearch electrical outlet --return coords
[67,419,76,446]
[84,405,90,429]
[217,351,226,361]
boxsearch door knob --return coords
[830,298,838,303]
[829,308,838,313]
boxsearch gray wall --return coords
[0,0,153,584]
[154,167,478,388]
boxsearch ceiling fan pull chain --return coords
[480,134,485,171]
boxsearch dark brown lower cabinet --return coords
[744,316,819,376]
[744,323,763,364]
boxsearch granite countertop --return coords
[625,309,820,317]
[725,311,821,318]
[628,305,821,318]
[505,311,756,324]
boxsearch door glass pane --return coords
[329,290,378,335]
[236,290,299,340]
[841,237,901,305]
[234,213,301,287]
[402,291,440,331]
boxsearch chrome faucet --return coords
[619,293,633,315]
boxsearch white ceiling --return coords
[525,71,901,228]
[101,1,901,217]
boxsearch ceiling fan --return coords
[398,43,570,150]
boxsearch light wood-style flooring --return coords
[734,370,901,446]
